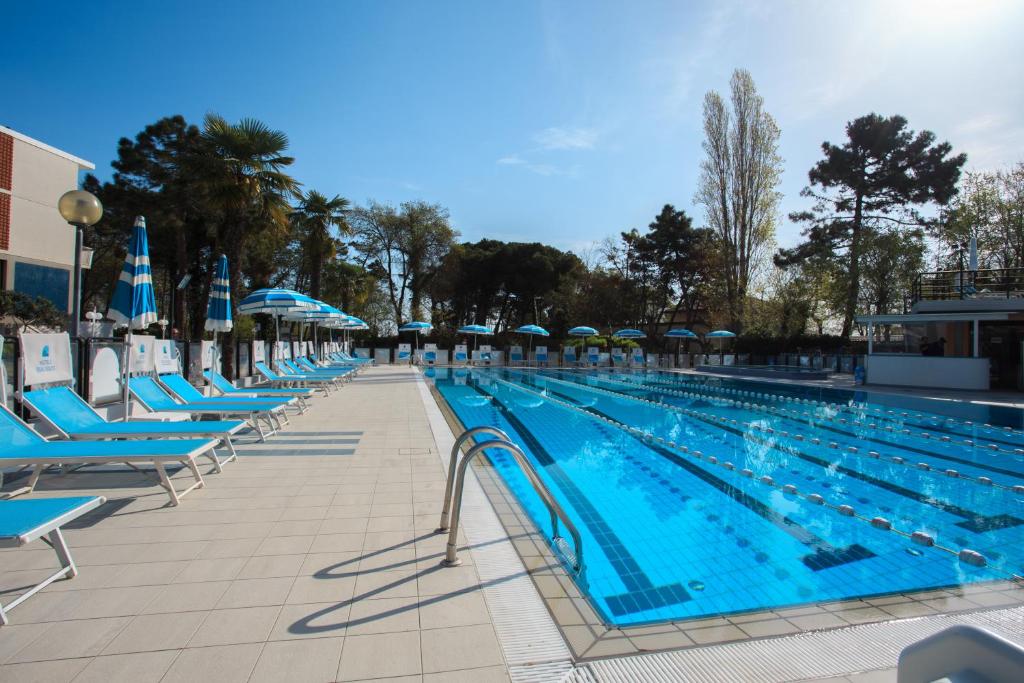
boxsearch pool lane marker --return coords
[466,381,693,619]
[511,370,996,570]
[586,371,1024,493]
[635,372,1024,454]
[544,370,1023,536]
[492,372,882,573]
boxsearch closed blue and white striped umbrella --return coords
[107,216,158,420]
[204,254,233,333]
[107,216,158,330]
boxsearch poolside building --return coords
[857,266,1024,390]
[0,125,94,313]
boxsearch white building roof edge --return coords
[0,125,95,170]
[856,312,1012,324]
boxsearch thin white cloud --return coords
[533,126,599,150]
[496,154,526,165]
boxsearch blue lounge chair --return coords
[0,495,105,625]
[254,362,334,395]
[0,405,217,505]
[563,347,577,367]
[453,347,468,364]
[204,370,312,411]
[509,347,523,365]
[129,376,282,440]
[21,386,244,468]
[332,351,372,365]
[631,347,645,367]
[294,358,353,379]
[396,348,412,363]
[159,373,295,415]
[535,347,548,366]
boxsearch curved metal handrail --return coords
[441,438,584,573]
[437,426,511,533]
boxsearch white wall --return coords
[6,136,80,268]
[866,355,990,390]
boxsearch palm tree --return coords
[197,114,299,376]
[292,190,351,299]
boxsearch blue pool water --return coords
[426,367,1024,626]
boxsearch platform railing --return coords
[437,427,584,572]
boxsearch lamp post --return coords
[57,190,103,338]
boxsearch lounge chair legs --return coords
[0,528,79,626]
[154,459,205,506]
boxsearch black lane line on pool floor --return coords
[504,372,875,574]
[546,371,1024,535]
[467,382,692,619]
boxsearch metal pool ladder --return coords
[437,426,584,573]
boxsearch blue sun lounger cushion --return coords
[254,362,335,390]
[0,495,106,625]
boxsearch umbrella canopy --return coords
[342,316,367,328]
[515,324,550,337]
[665,328,698,338]
[108,216,158,330]
[457,324,492,351]
[568,326,598,336]
[457,324,492,335]
[204,254,233,333]
[237,288,318,314]
[706,330,736,338]
[399,321,432,332]
[283,302,345,321]
[612,328,646,339]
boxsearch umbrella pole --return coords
[122,330,132,422]
[208,332,216,397]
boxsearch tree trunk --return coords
[841,196,864,339]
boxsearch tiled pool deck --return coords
[1,365,1023,682]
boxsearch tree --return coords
[350,201,457,325]
[935,164,1024,271]
[695,69,783,332]
[777,113,966,338]
[290,190,351,299]
[197,114,298,375]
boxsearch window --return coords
[13,261,69,311]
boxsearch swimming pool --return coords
[426,367,1024,626]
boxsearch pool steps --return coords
[493,370,1000,571]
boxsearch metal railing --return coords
[913,266,1024,302]
[437,426,584,572]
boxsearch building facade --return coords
[0,125,94,313]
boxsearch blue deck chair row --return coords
[0,403,218,506]
[20,386,244,470]
[0,495,105,625]
[205,370,313,412]
[129,376,285,441]
[253,361,336,395]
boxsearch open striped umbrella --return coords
[457,324,492,350]
[107,216,159,420]
[612,328,645,339]
[706,329,736,355]
[204,255,233,393]
[514,324,549,361]
[399,321,432,355]
[237,288,317,354]
[284,302,345,358]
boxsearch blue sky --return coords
[4,0,1022,251]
